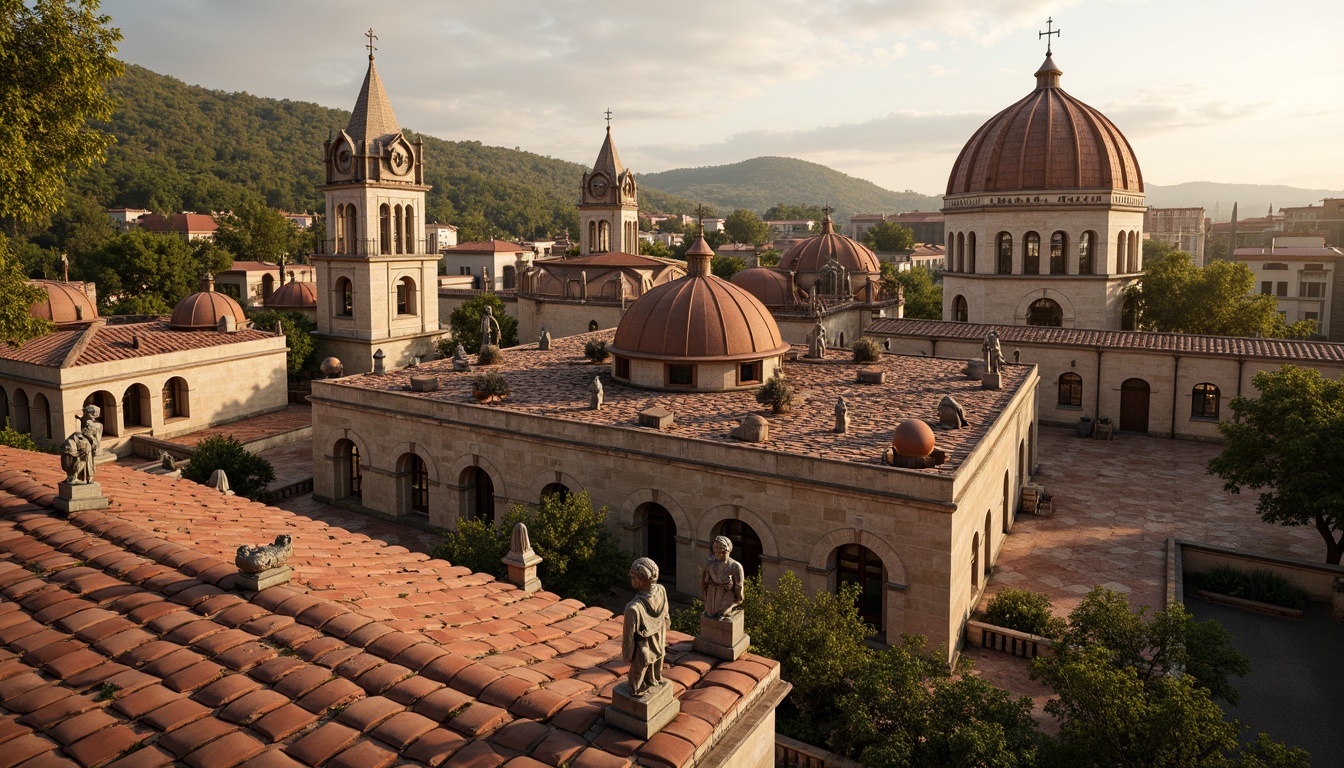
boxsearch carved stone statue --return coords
[538,328,552,351]
[480,306,503,352]
[939,394,969,429]
[622,557,670,696]
[808,319,828,358]
[834,396,850,433]
[54,404,109,513]
[80,404,102,458]
[235,535,293,574]
[701,536,745,620]
[983,329,1004,374]
[60,431,93,484]
[589,376,604,410]
[452,343,471,372]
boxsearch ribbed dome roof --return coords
[730,268,804,306]
[778,216,880,275]
[946,54,1143,196]
[266,280,317,309]
[170,280,247,330]
[28,280,97,326]
[610,274,789,362]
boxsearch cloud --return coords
[1099,84,1266,136]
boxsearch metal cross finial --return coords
[365,28,378,59]
[695,204,706,235]
[822,203,833,218]
[1039,17,1060,54]
[604,108,613,127]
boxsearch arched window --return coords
[984,511,993,578]
[1128,230,1139,273]
[83,391,112,434]
[462,467,495,523]
[952,295,968,322]
[396,277,416,316]
[336,277,353,317]
[1192,383,1220,419]
[162,377,188,420]
[1023,232,1040,274]
[346,205,359,253]
[1058,372,1083,407]
[997,232,1013,274]
[588,221,597,253]
[261,273,274,303]
[335,204,348,254]
[714,519,762,580]
[1079,231,1094,275]
[588,320,599,332]
[405,205,416,254]
[30,394,50,440]
[335,439,361,499]
[393,205,404,254]
[598,221,611,253]
[956,232,965,273]
[835,544,885,633]
[1027,298,1063,327]
[503,265,516,290]
[379,204,391,255]
[946,234,955,271]
[637,502,677,582]
[401,453,429,516]
[971,533,981,592]
[1116,230,1127,273]
[540,483,570,504]
[1050,231,1067,274]
[967,232,977,273]
[122,384,150,429]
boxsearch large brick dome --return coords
[266,279,317,309]
[778,215,880,276]
[170,278,248,330]
[945,54,1143,196]
[28,280,97,326]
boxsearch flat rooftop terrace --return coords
[327,331,1033,475]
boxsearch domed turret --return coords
[266,278,317,310]
[778,211,880,298]
[170,276,248,330]
[28,280,97,327]
[730,267,805,306]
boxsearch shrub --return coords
[851,337,881,363]
[477,344,501,365]
[1188,565,1309,610]
[471,371,510,399]
[182,435,274,501]
[0,421,39,452]
[755,369,794,414]
[982,588,1066,638]
[249,309,317,379]
[583,338,609,363]
[435,337,456,360]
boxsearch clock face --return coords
[588,174,609,198]
[335,146,352,173]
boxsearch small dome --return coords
[892,419,936,458]
[170,278,247,330]
[610,274,789,362]
[267,280,317,309]
[28,280,97,326]
[778,215,880,276]
[945,53,1142,196]
[730,268,804,306]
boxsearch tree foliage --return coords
[711,254,748,279]
[882,262,942,319]
[182,435,275,501]
[76,229,205,314]
[213,198,301,264]
[249,309,316,379]
[430,491,628,603]
[724,209,771,245]
[449,293,519,350]
[0,238,52,345]
[0,420,40,452]
[1208,365,1344,564]
[862,221,915,252]
[638,238,674,258]
[1129,251,1314,338]
[763,203,827,222]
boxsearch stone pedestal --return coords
[502,550,543,592]
[965,359,986,380]
[982,372,1002,390]
[693,611,749,661]
[235,566,293,591]
[54,482,108,514]
[606,681,680,738]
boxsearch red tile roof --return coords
[866,318,1344,362]
[140,214,219,235]
[1231,247,1343,259]
[539,253,672,268]
[0,320,277,368]
[444,241,529,254]
[0,448,782,767]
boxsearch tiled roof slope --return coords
[866,318,1344,363]
[0,321,277,368]
[0,448,781,768]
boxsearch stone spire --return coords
[592,125,625,181]
[346,55,400,145]
[685,212,715,278]
[820,205,836,234]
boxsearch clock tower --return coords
[579,118,639,255]
[312,34,441,374]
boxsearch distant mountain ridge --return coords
[1144,182,1344,221]
[637,157,942,221]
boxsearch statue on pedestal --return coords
[983,329,1004,374]
[701,536,745,619]
[480,306,503,353]
[622,557,669,695]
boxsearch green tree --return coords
[249,309,316,379]
[757,247,781,267]
[654,218,686,235]
[0,0,122,223]
[0,240,50,344]
[882,262,942,319]
[213,198,300,264]
[712,254,748,279]
[639,238,674,258]
[78,229,202,314]
[449,293,519,350]
[862,221,915,252]
[1130,251,1295,338]
[1208,365,1344,564]
[763,203,826,222]
[0,420,40,451]
[182,434,275,501]
[724,209,771,245]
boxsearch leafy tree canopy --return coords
[712,254,748,279]
[639,239,674,258]
[1208,365,1344,564]
[76,229,206,315]
[249,309,317,379]
[182,434,275,501]
[757,247,781,267]
[724,209,772,245]
[763,203,827,222]
[862,221,915,252]
[882,262,942,319]
[0,238,51,345]
[1130,251,1314,338]
[213,198,301,264]
[449,293,519,350]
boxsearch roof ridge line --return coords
[60,318,107,369]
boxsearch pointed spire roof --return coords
[347,56,401,145]
[685,210,715,277]
[592,126,624,179]
[1034,52,1062,89]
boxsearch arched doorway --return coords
[1027,298,1062,327]
[162,377,188,420]
[334,439,361,500]
[30,394,50,440]
[952,295,968,322]
[400,453,429,517]
[713,519,762,579]
[540,483,570,505]
[83,391,114,435]
[636,502,677,583]
[835,544,885,634]
[261,273,274,303]
[122,384,150,430]
[462,467,495,523]
[1120,378,1150,433]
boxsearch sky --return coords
[99,0,1344,197]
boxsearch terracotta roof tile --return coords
[0,320,277,368]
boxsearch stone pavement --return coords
[164,403,312,448]
[259,439,315,493]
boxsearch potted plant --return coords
[851,337,881,364]
[471,371,510,403]
[1094,417,1113,440]
[584,338,610,364]
[1077,414,1094,438]
[755,369,794,414]
[477,345,502,365]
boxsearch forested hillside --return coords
[637,157,942,221]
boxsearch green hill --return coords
[73,64,695,240]
[636,157,942,221]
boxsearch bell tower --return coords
[312,31,441,374]
[579,112,639,256]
